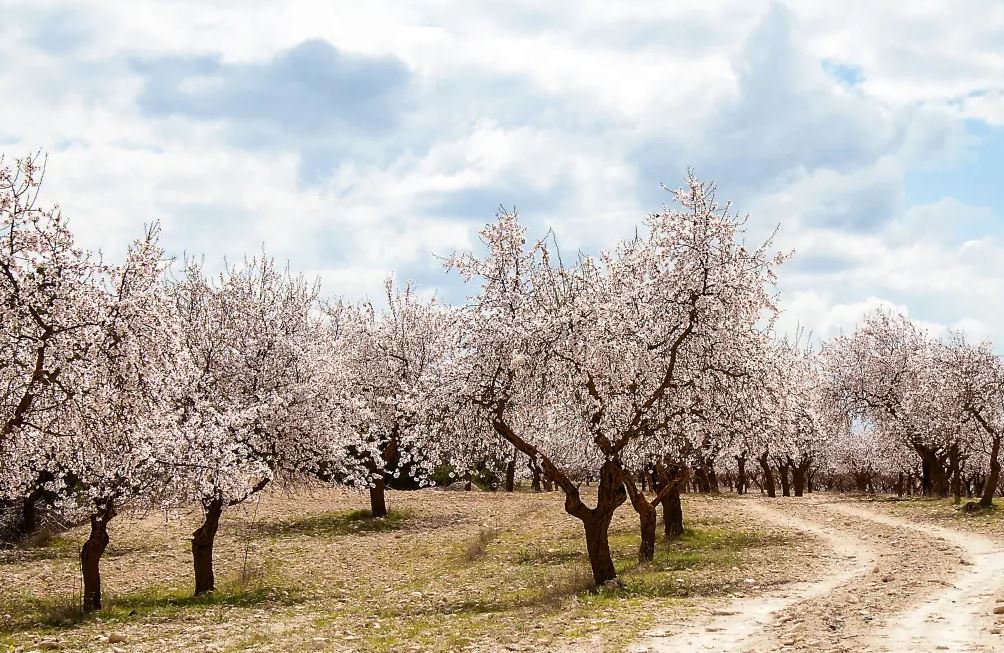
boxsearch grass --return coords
[0,576,305,639]
[257,508,411,539]
[0,489,805,653]
[874,494,1002,518]
[323,517,793,652]
[462,526,500,562]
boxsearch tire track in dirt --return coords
[629,498,877,653]
[829,502,1004,652]
[629,496,1000,652]
[756,499,962,652]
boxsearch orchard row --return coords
[2,153,1001,612]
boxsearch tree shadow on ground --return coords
[255,508,411,538]
[0,582,305,637]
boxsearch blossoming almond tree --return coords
[51,225,178,612]
[166,257,364,595]
[0,154,107,536]
[941,333,1003,508]
[450,175,783,584]
[824,310,959,497]
[330,279,458,516]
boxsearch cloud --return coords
[134,39,412,150]
[632,4,908,216]
[777,292,909,341]
[2,0,1004,348]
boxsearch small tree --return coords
[330,280,456,516]
[167,258,361,595]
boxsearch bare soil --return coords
[630,494,1004,653]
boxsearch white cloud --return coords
[1,0,1003,345]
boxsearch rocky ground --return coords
[0,486,813,653]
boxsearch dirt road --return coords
[630,495,1004,653]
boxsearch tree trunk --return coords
[663,486,684,539]
[792,460,808,497]
[758,452,776,498]
[576,460,625,584]
[980,435,1001,509]
[528,458,542,493]
[706,461,720,493]
[778,461,791,497]
[583,513,616,584]
[918,446,949,497]
[81,504,115,612]
[736,455,747,495]
[21,493,38,536]
[192,497,224,595]
[948,444,962,505]
[693,466,709,493]
[489,415,625,586]
[637,502,657,561]
[623,473,661,562]
[504,458,516,492]
[370,477,387,517]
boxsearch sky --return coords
[2,1,1003,345]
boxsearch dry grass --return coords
[0,488,812,652]
[863,493,1004,538]
[462,526,500,562]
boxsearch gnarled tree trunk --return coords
[792,458,809,497]
[578,460,625,583]
[504,458,516,492]
[778,460,792,497]
[192,497,224,595]
[81,504,115,612]
[662,486,684,539]
[758,452,776,498]
[527,455,542,492]
[918,445,950,497]
[20,493,39,536]
[491,414,626,585]
[625,465,687,562]
[948,443,963,505]
[368,432,400,516]
[625,480,658,562]
[705,461,720,493]
[980,434,1001,509]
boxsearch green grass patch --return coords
[877,495,1003,520]
[0,578,304,639]
[0,534,80,566]
[257,508,411,539]
[608,523,789,598]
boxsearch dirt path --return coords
[831,503,1004,652]
[630,495,1004,653]
[629,498,878,652]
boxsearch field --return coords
[1,487,811,653]
[4,488,1004,652]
